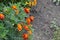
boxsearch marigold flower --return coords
[17,23,22,31]
[12,5,17,10]
[0,13,5,20]
[22,33,29,39]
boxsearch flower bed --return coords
[0,0,37,40]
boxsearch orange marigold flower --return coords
[22,33,29,39]
[29,15,34,22]
[0,13,5,20]
[23,25,30,31]
[12,5,17,10]
[26,18,31,25]
[34,0,37,2]
[24,8,30,14]
[17,23,22,31]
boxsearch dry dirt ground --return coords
[31,0,60,40]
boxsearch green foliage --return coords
[53,29,60,40]
[0,0,34,40]
[52,0,60,5]
[50,18,60,40]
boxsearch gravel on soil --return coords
[30,0,60,40]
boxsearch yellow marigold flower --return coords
[26,2,29,5]
[31,2,35,6]
[25,0,37,6]
[29,2,32,6]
